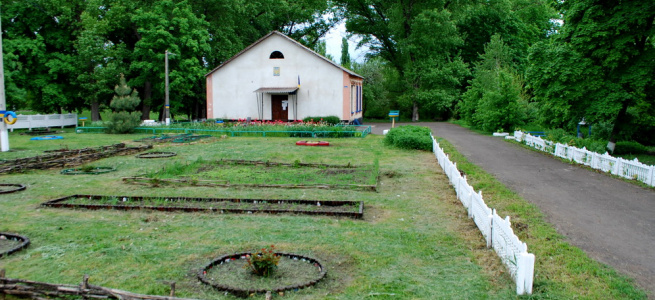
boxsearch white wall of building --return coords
[208,34,349,120]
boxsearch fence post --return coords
[516,252,535,295]
[488,209,495,248]
[649,166,655,187]
[613,158,623,176]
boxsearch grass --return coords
[0,239,22,254]
[434,137,647,299]
[144,158,378,188]
[0,129,646,299]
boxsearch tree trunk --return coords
[606,103,629,153]
[412,101,419,122]
[91,101,101,121]
[141,81,152,120]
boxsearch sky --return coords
[323,21,369,64]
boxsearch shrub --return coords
[105,111,142,134]
[385,125,432,151]
[244,245,280,277]
[302,116,341,125]
[613,141,648,155]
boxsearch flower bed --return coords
[198,251,326,296]
[0,184,26,194]
[41,195,364,218]
[0,233,30,258]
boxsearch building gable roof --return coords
[205,31,363,79]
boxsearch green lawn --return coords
[0,131,646,299]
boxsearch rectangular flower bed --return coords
[41,195,364,219]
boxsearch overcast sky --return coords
[324,21,369,64]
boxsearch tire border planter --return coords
[0,233,30,258]
[0,184,26,194]
[135,152,177,158]
[41,195,364,219]
[60,167,117,175]
[198,252,327,297]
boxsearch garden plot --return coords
[41,195,364,218]
[124,159,379,191]
[0,233,30,258]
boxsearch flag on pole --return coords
[297,75,301,89]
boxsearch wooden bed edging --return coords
[41,195,364,219]
[0,270,198,300]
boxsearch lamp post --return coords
[577,118,591,138]
[0,11,9,152]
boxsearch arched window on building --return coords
[269,51,284,59]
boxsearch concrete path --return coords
[367,122,655,297]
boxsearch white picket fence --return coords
[513,131,655,187]
[431,135,535,295]
[7,114,78,131]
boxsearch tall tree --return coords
[340,37,351,69]
[527,0,655,148]
[459,35,528,132]
[2,0,86,113]
[130,0,211,121]
[336,0,469,121]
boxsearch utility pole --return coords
[0,8,10,152]
[164,50,172,125]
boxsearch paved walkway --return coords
[367,122,655,297]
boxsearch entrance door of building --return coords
[271,94,289,121]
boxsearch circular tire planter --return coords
[198,252,327,297]
[0,183,27,194]
[135,152,177,159]
[61,167,116,175]
[0,233,30,258]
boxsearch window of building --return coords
[269,51,284,59]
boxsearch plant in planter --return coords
[244,245,280,277]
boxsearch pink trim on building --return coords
[342,71,351,121]
[206,76,213,118]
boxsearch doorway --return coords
[271,94,289,121]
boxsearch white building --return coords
[205,31,363,123]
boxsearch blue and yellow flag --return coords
[297,75,301,89]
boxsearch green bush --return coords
[613,141,648,155]
[302,116,341,125]
[384,125,432,151]
[105,111,142,134]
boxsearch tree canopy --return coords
[2,0,652,144]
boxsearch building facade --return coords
[206,31,363,123]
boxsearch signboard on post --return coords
[389,110,399,128]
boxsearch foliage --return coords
[353,58,394,119]
[244,245,281,277]
[542,129,607,153]
[384,125,432,151]
[459,35,528,132]
[526,0,655,145]
[302,116,341,125]
[340,37,351,69]
[105,74,142,134]
[336,0,470,121]
[614,142,648,156]
[2,0,86,113]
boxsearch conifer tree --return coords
[340,37,351,69]
[106,74,142,133]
